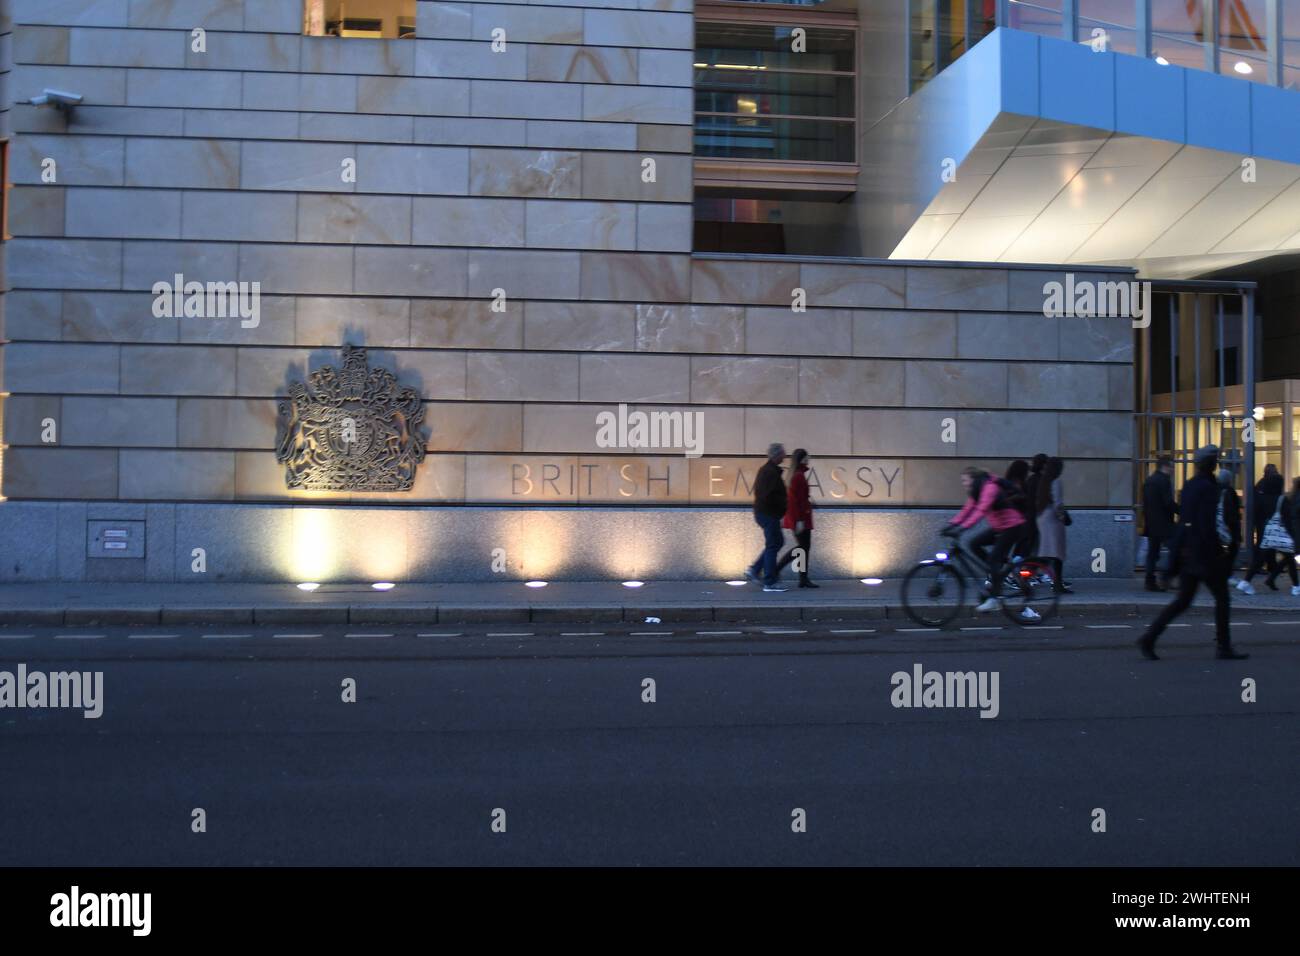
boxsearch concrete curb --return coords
[0,600,1294,628]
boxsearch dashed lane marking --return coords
[560,632,605,636]
[960,626,1003,632]
[829,629,876,635]
[696,630,742,636]
[0,634,35,640]
[897,627,940,633]
[202,633,251,639]
[486,632,533,638]
[1086,625,1133,630]
[54,634,105,640]
[128,633,178,640]
[630,631,673,636]
[345,633,394,639]
[272,633,321,639]
[762,628,807,635]
[416,632,462,638]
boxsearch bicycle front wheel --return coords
[901,560,967,628]
[999,557,1060,626]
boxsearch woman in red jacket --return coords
[775,448,817,588]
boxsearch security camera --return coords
[26,89,83,113]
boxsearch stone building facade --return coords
[0,0,1135,582]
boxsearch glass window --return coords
[910,0,979,91]
[1152,0,1209,70]
[1079,0,1137,55]
[695,21,856,163]
[1007,0,1064,39]
[1219,0,1269,82]
[1286,4,1300,88]
[303,0,416,39]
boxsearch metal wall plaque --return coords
[275,345,426,492]
[87,521,145,559]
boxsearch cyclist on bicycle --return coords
[942,466,1036,617]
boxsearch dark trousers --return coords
[1269,553,1299,587]
[1142,566,1231,646]
[970,523,1030,597]
[775,528,813,583]
[1145,535,1170,584]
[1244,525,1278,581]
[749,512,785,586]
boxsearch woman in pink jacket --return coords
[944,466,1030,613]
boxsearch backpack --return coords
[991,477,1020,513]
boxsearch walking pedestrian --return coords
[1137,445,1248,660]
[746,442,789,592]
[775,448,817,588]
[1024,453,1048,556]
[1141,455,1178,591]
[1238,463,1284,594]
[1262,476,1300,595]
[1004,460,1032,558]
[1216,468,1242,583]
[1035,457,1072,594]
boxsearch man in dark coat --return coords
[1138,445,1248,660]
[1239,463,1285,592]
[1141,455,1178,590]
[747,442,789,592]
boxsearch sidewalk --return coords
[0,576,1297,627]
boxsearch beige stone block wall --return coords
[0,0,1135,514]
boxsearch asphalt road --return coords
[1,615,1296,866]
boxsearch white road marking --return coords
[1086,625,1133,630]
[54,633,105,640]
[763,628,807,635]
[1262,620,1300,625]
[128,633,177,640]
[486,632,533,637]
[1167,624,1191,628]
[273,633,321,639]
[416,632,462,637]
[0,634,35,640]
[897,627,940,632]
[696,630,742,635]
[1033,625,1064,629]
[345,633,393,639]
[829,628,876,635]
[960,626,1003,632]
[560,632,604,636]
[630,631,673,636]
[202,633,251,639]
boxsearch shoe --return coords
[1137,635,1159,660]
[745,568,761,585]
[762,585,788,592]
[1215,645,1249,660]
[1236,580,1255,595]
[1019,607,1041,622]
[1227,576,1240,586]
[1291,585,1300,597]
[975,598,999,613]
[798,580,820,589]
[1056,585,1075,595]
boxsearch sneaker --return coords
[762,585,788,592]
[1291,585,1300,597]
[1236,580,1255,595]
[1227,576,1240,586]
[745,568,761,585]
[1019,607,1041,622]
[975,597,999,613]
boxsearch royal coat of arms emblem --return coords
[275,345,426,491]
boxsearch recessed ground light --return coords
[1155,56,1169,65]
[860,578,883,585]
[725,579,747,586]
[1235,61,1252,75]
[622,580,644,588]
[525,580,548,588]
[371,582,395,591]
[297,582,320,591]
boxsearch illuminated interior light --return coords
[525,580,548,588]
[1234,61,1253,75]
[725,580,748,586]
[371,582,395,591]
[860,578,883,585]
[622,580,645,588]
[297,582,320,591]
[1155,56,1169,65]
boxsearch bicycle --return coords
[900,529,1060,628]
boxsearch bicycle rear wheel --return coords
[901,560,967,628]
[998,557,1060,625]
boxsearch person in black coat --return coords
[1141,455,1178,591]
[1023,453,1048,557]
[1240,463,1284,592]
[1264,477,1300,593]
[1217,468,1243,575]
[1138,446,1247,660]
[746,442,789,591]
